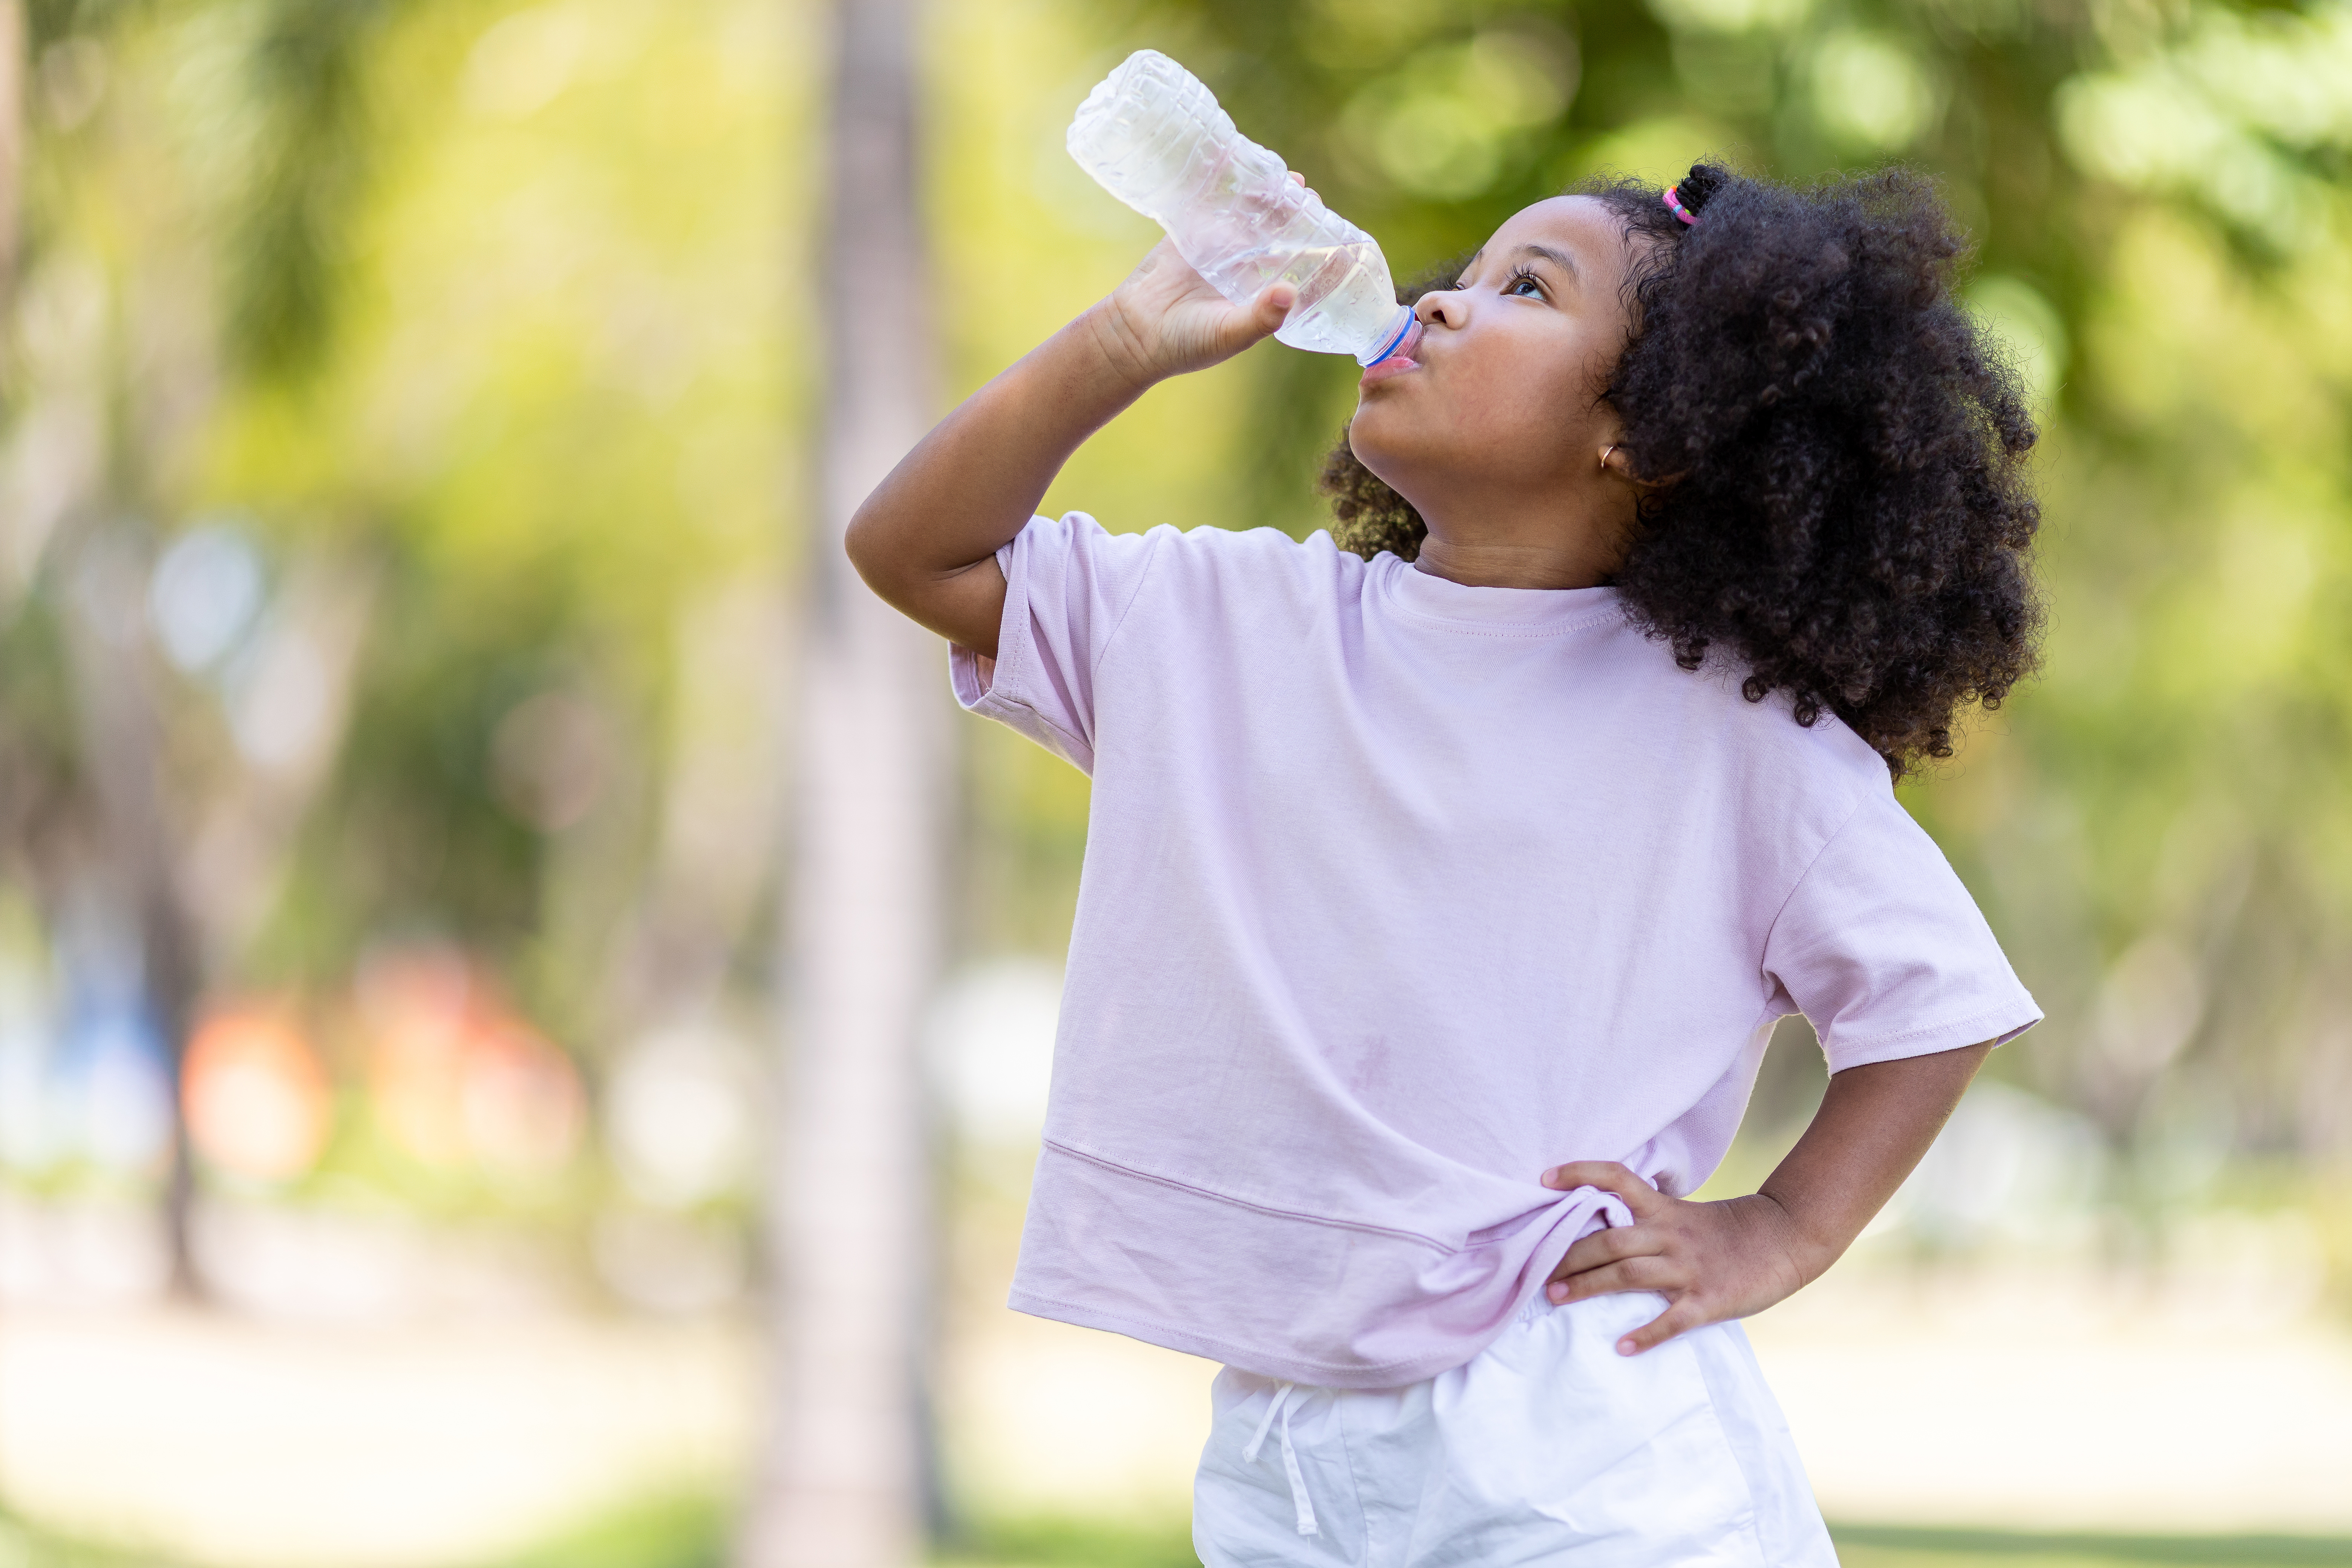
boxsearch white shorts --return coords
[1193,1292,1837,1568]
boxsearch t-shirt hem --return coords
[953,669,1093,770]
[1004,1287,1472,1389]
[1046,1136,1456,1254]
[1819,996,2043,1073]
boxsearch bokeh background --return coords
[2,0,2351,1564]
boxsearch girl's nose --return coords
[1415,287,1467,331]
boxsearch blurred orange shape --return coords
[360,946,477,1167]
[184,1006,332,1182]
[370,1010,471,1166]
[459,1020,585,1177]
[356,944,585,1178]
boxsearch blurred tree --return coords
[0,0,217,1290]
[743,0,942,1561]
[35,0,396,1292]
[224,0,392,381]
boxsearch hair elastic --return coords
[1661,185,1699,226]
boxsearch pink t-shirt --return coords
[952,514,2040,1389]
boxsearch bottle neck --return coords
[1357,305,1415,367]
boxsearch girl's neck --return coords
[1412,532,1619,592]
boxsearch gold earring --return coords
[1600,444,1618,472]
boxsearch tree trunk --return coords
[61,528,206,1300]
[742,0,943,1561]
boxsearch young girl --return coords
[850,163,2043,1566]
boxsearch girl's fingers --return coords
[1254,282,1298,331]
[1155,283,1296,375]
[1541,1160,1663,1216]
[1616,1296,1709,1356]
[1545,1254,1681,1305]
[1551,1222,1657,1280]
[1213,283,1294,357]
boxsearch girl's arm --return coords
[1539,1041,1992,1354]
[844,239,1295,658]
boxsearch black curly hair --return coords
[1322,164,2043,778]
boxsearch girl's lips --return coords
[1358,318,1425,389]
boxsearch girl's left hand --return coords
[1536,1161,1823,1356]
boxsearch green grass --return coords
[1831,1525,2352,1568]
[0,1508,180,1568]
[9,1498,2352,1568]
[940,1515,2352,1568]
[479,1493,730,1568]
[938,1516,1199,1568]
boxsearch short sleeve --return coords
[1762,788,2042,1073]
[949,512,1162,775]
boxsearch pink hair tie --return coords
[1662,185,1699,226]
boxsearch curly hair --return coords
[1321,164,2043,777]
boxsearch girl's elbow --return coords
[842,507,877,569]
[842,505,896,588]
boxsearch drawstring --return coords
[1241,1381,1319,1536]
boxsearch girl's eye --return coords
[1505,270,1544,299]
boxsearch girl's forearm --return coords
[844,305,1152,655]
[1755,1042,1992,1282]
[845,235,1291,653]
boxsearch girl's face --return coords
[1348,196,1642,537]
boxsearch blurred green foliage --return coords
[4,0,2350,1228]
[3,0,804,1056]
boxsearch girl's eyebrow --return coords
[1513,242,1579,282]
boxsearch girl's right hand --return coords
[1087,236,1296,389]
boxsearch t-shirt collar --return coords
[1378,553,1623,632]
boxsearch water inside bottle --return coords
[1200,241,1402,359]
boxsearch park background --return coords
[2,0,2351,1563]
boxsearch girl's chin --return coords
[1344,413,1419,476]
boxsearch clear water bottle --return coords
[1067,50,1415,368]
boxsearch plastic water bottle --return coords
[1067,51,1415,368]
